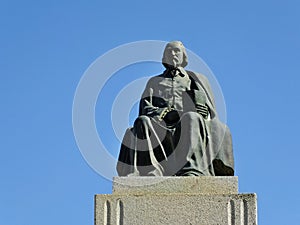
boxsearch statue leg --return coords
[173,112,212,176]
[133,116,168,176]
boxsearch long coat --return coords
[117,68,234,176]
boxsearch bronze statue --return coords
[117,41,234,176]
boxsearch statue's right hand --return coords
[144,105,159,116]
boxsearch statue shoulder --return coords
[186,70,211,88]
[145,73,164,87]
[186,70,207,81]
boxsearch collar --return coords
[163,66,188,78]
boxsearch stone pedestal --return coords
[95,177,257,225]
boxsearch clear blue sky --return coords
[1,0,300,224]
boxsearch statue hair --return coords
[162,41,188,68]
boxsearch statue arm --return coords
[138,79,169,120]
[187,71,217,119]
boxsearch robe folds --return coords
[117,68,234,176]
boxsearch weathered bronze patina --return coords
[117,41,234,176]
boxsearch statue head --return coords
[162,41,188,68]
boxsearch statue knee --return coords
[134,115,151,139]
[135,115,151,125]
[182,111,200,121]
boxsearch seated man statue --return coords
[117,41,234,176]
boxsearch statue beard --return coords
[162,60,181,70]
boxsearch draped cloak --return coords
[117,68,234,176]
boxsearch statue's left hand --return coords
[196,103,209,118]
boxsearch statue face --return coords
[163,43,184,68]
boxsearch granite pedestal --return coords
[95,177,257,225]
